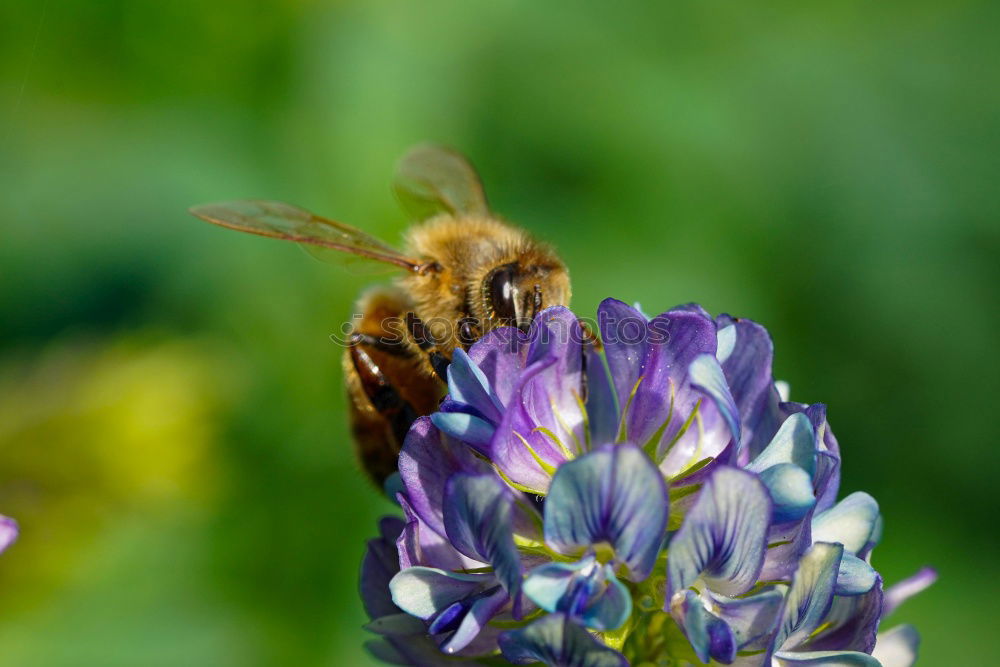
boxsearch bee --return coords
[190,145,571,487]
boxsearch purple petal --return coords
[883,567,937,616]
[443,473,525,613]
[774,542,843,651]
[597,298,649,410]
[488,354,567,493]
[397,494,482,571]
[667,466,771,600]
[364,636,457,666]
[446,347,504,423]
[584,344,619,446]
[715,316,783,461]
[0,515,18,555]
[628,310,718,450]
[813,450,841,515]
[468,326,530,405]
[708,588,784,650]
[498,613,628,666]
[398,418,487,538]
[544,443,668,581]
[872,625,920,667]
[598,300,719,452]
[520,306,587,453]
[772,651,880,666]
[759,513,814,582]
[804,579,884,654]
[360,516,406,619]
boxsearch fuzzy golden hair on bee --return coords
[189,144,572,486]
[398,214,571,352]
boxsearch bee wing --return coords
[392,143,490,220]
[189,200,425,272]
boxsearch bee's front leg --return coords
[403,311,452,381]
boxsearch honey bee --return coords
[190,145,571,486]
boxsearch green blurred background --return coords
[1,1,997,665]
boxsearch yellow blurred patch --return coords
[0,334,240,599]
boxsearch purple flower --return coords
[0,515,17,555]
[360,300,933,665]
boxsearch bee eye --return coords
[487,265,518,324]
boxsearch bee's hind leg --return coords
[342,286,447,487]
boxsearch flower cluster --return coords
[360,300,934,666]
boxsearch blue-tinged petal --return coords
[781,403,842,511]
[584,343,619,446]
[716,324,737,363]
[439,586,510,654]
[544,443,668,581]
[757,463,816,523]
[804,579,883,654]
[443,473,525,612]
[835,552,878,596]
[523,560,587,613]
[772,651,880,666]
[746,413,816,477]
[811,492,880,555]
[667,466,770,600]
[773,542,843,651]
[671,590,736,664]
[389,567,493,620]
[430,411,495,448]
[689,353,742,449]
[360,517,406,620]
[871,625,920,667]
[579,566,631,631]
[498,613,628,666]
[468,326,530,405]
[398,418,487,538]
[883,567,937,616]
[447,347,503,422]
[708,588,783,650]
[525,557,631,631]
